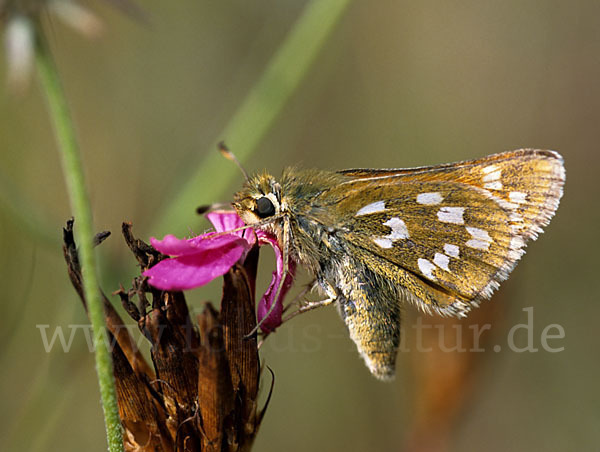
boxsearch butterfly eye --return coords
[256,196,276,218]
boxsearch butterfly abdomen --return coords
[327,256,402,380]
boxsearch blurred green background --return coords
[1,0,598,451]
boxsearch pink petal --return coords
[256,232,296,332]
[145,213,295,334]
[207,211,256,247]
[144,235,248,290]
[149,233,242,257]
[206,211,245,233]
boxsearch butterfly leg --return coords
[282,296,336,323]
[282,279,316,315]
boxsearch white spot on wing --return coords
[416,192,443,205]
[372,217,410,248]
[478,187,519,210]
[482,169,502,182]
[509,191,527,203]
[437,207,465,224]
[510,235,525,250]
[482,164,500,174]
[373,237,393,249]
[508,235,526,260]
[444,243,460,258]
[433,253,450,271]
[465,227,493,250]
[510,212,524,223]
[356,201,386,216]
[383,217,409,240]
[418,258,436,280]
[483,181,503,190]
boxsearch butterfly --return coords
[232,149,565,380]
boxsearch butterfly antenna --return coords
[196,202,231,215]
[218,141,250,182]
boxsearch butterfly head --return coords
[233,173,285,226]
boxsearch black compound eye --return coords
[256,196,276,218]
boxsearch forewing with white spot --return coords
[328,149,565,316]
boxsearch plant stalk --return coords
[34,27,124,452]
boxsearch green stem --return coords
[152,0,353,236]
[34,27,124,452]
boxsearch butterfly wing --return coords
[326,149,565,316]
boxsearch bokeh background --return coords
[1,1,598,451]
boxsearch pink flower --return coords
[143,211,294,332]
